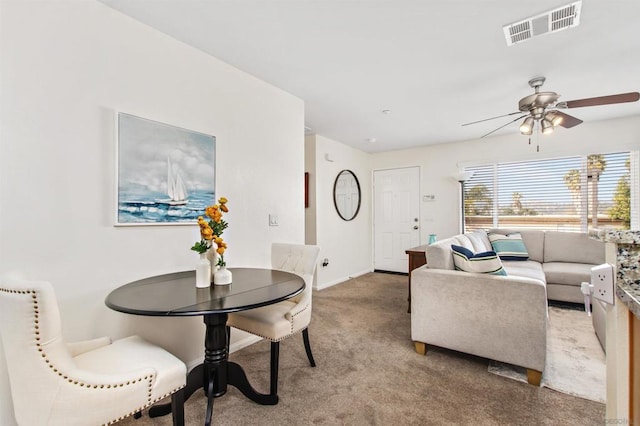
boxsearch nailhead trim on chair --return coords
[289,303,310,335]
[231,325,308,343]
[105,384,186,425]
[0,287,185,425]
[230,303,311,342]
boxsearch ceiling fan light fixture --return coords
[519,116,534,135]
[545,111,563,126]
[465,76,639,140]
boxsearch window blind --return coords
[463,152,631,232]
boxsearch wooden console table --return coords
[405,245,428,313]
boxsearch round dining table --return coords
[105,268,305,426]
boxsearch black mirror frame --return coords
[333,169,361,221]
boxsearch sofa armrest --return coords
[410,268,548,372]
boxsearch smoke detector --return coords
[503,1,582,46]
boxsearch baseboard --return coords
[315,268,372,291]
[230,334,263,353]
[373,269,408,276]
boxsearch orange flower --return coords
[201,226,213,240]
[218,197,229,212]
[192,197,229,260]
[205,206,218,219]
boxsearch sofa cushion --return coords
[501,260,546,283]
[426,232,489,270]
[488,229,544,262]
[488,232,529,260]
[543,261,593,286]
[543,231,605,264]
[426,237,459,270]
[451,245,507,276]
[465,230,492,253]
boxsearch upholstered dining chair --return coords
[227,243,321,397]
[0,278,187,426]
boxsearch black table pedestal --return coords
[149,313,278,425]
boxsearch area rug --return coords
[488,306,606,403]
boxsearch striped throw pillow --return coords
[488,232,529,261]
[451,245,507,276]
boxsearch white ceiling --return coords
[99,0,640,153]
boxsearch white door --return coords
[374,167,420,272]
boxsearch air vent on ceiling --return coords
[503,1,582,46]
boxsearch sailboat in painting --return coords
[161,157,188,206]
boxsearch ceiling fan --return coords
[462,77,640,139]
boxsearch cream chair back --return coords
[271,243,321,306]
[0,278,187,425]
[0,279,77,423]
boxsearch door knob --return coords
[413,225,419,230]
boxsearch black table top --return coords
[105,268,305,317]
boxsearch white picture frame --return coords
[115,112,216,226]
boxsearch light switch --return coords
[269,214,279,226]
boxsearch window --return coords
[463,152,633,232]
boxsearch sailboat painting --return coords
[163,157,188,206]
[116,112,215,225]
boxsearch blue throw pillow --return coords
[451,245,507,276]
[488,232,529,261]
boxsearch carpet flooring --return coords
[117,272,605,425]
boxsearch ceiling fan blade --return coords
[564,92,640,109]
[480,114,527,138]
[462,111,522,127]
[554,111,583,128]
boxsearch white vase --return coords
[195,253,212,288]
[206,242,221,277]
[213,266,232,285]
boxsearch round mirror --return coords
[333,170,361,221]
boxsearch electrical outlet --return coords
[591,263,614,305]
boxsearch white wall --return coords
[371,116,640,241]
[307,135,372,289]
[0,2,305,423]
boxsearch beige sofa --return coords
[410,229,605,385]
